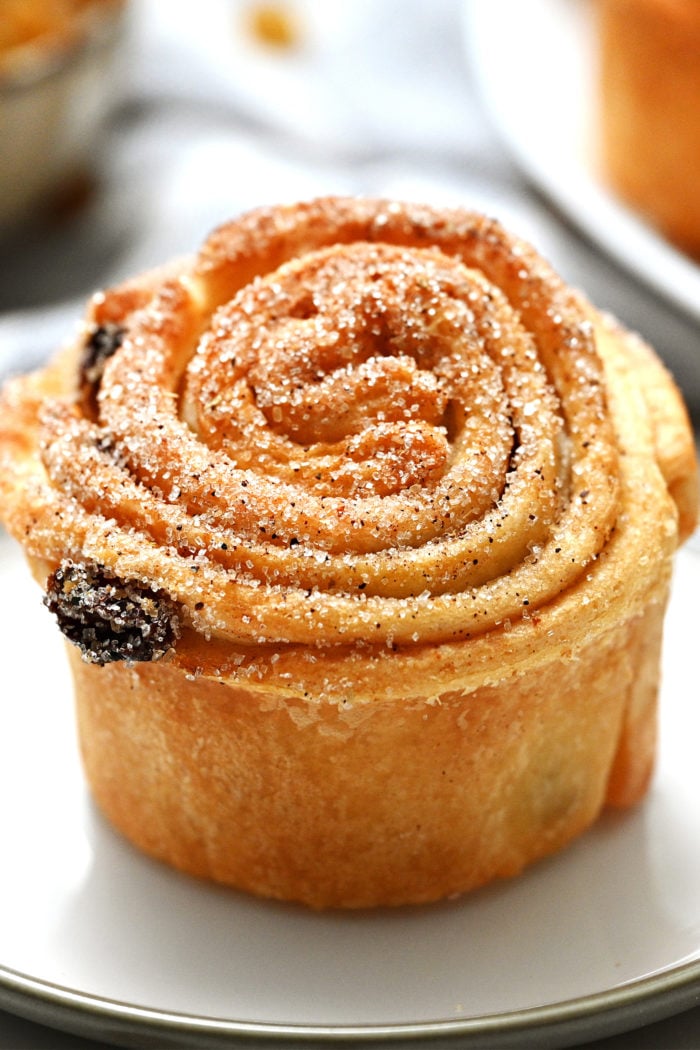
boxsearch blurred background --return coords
[0,0,699,414]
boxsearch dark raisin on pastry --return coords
[45,561,181,665]
[78,324,125,410]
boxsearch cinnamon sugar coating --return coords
[0,197,696,700]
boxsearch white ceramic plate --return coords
[464,0,700,328]
[1,532,699,1049]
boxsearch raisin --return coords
[78,324,125,410]
[45,561,181,665]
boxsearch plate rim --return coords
[1,955,699,1049]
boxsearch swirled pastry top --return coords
[0,197,697,699]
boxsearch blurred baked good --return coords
[596,0,700,257]
[0,197,697,908]
[0,0,122,77]
[0,0,125,232]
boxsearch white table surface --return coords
[1,2,698,1047]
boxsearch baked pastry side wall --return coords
[70,596,664,909]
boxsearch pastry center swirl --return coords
[34,199,620,650]
[180,243,552,545]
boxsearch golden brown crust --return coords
[71,599,665,908]
[0,197,697,907]
[596,0,700,256]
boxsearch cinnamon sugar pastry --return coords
[596,0,700,257]
[0,197,697,908]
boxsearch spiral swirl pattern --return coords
[7,198,624,670]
